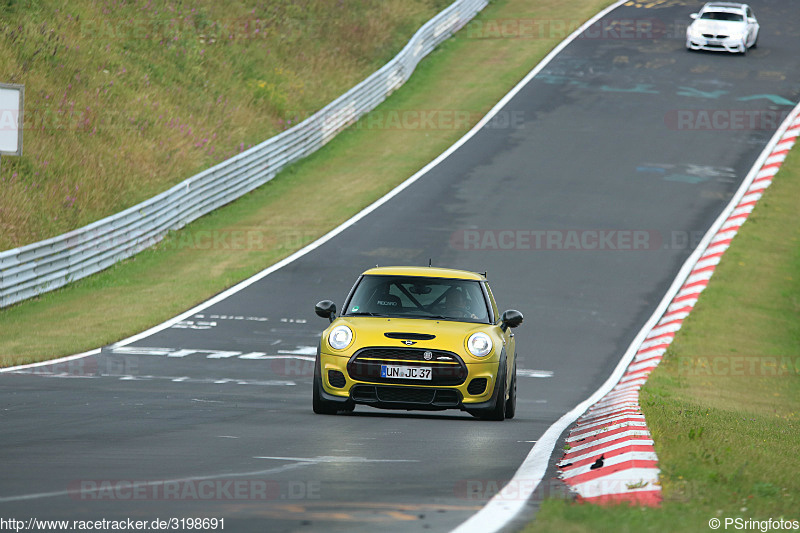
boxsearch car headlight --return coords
[467,332,493,357]
[328,325,353,350]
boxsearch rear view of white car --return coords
[686,2,759,54]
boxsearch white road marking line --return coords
[107,346,316,361]
[457,4,800,530]
[0,349,102,373]
[517,369,554,378]
[277,346,317,356]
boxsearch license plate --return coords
[381,365,432,380]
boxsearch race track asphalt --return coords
[2,1,799,531]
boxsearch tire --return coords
[505,361,517,420]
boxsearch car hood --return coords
[690,19,746,36]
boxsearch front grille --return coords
[467,378,488,395]
[328,370,346,388]
[433,389,460,405]
[347,347,467,386]
[351,385,461,407]
[352,385,378,402]
[355,347,459,363]
[378,386,435,404]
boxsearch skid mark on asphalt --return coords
[635,163,738,185]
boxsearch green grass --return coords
[0,0,443,250]
[527,138,800,531]
[0,0,615,363]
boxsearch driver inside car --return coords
[444,288,478,319]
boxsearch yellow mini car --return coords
[313,266,523,420]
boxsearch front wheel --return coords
[505,361,517,420]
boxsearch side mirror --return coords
[501,309,523,331]
[690,13,698,19]
[315,300,337,322]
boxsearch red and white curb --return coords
[556,110,800,506]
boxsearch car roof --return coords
[702,2,747,11]
[361,266,486,281]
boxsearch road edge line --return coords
[453,103,800,531]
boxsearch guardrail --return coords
[0,0,488,308]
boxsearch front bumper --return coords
[318,348,502,411]
[686,36,745,53]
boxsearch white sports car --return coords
[686,2,759,54]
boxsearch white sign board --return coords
[0,83,24,156]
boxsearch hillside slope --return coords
[0,0,447,250]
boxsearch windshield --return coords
[344,275,491,323]
[700,11,744,22]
